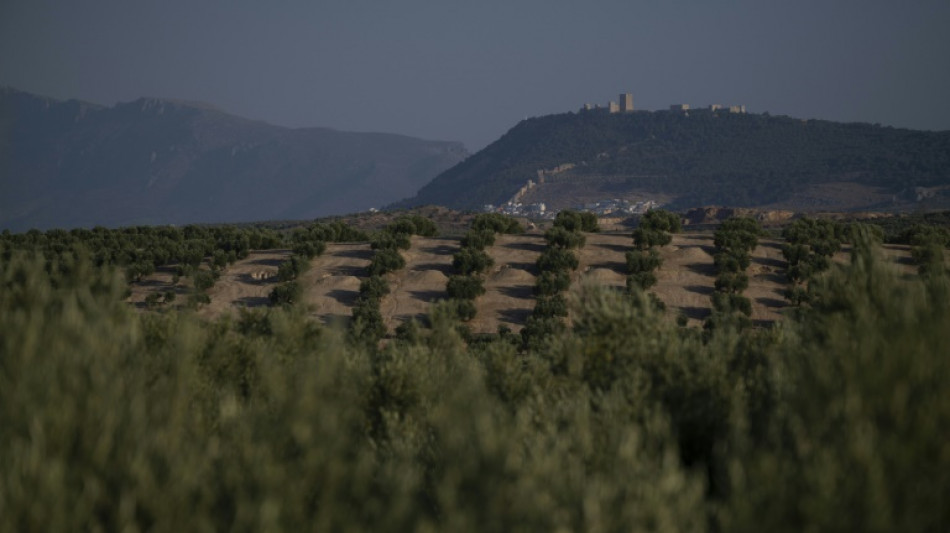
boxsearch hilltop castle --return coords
[582,92,746,114]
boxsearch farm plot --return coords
[380,236,457,331]
[300,243,373,327]
[469,233,545,334]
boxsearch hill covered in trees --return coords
[0,87,467,231]
[397,108,950,212]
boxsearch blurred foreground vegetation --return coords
[1,223,949,531]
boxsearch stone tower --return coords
[619,93,634,112]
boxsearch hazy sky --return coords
[2,0,949,150]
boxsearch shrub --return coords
[292,240,326,259]
[533,294,568,318]
[349,297,386,343]
[536,248,579,273]
[718,216,761,241]
[446,275,485,300]
[371,232,412,251]
[460,229,496,250]
[449,298,478,321]
[193,269,216,292]
[714,272,750,294]
[713,231,758,254]
[631,228,671,250]
[520,314,566,349]
[713,250,750,273]
[359,275,390,300]
[471,213,524,234]
[308,221,369,242]
[269,281,302,306]
[625,249,662,273]
[627,271,658,291]
[534,270,572,296]
[710,291,752,316]
[553,210,599,232]
[388,214,439,237]
[277,255,310,282]
[452,248,494,275]
[543,226,586,249]
[638,209,682,233]
[368,249,406,276]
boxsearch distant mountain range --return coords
[396,108,950,213]
[0,87,467,231]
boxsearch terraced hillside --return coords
[129,232,917,332]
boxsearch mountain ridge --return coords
[0,87,467,231]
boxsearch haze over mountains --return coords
[0,87,467,231]
[4,86,950,233]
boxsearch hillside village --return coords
[483,198,658,219]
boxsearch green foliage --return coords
[519,314,566,351]
[638,209,682,234]
[470,213,524,234]
[536,247,579,273]
[534,270,572,296]
[553,209,599,232]
[349,297,386,345]
[718,216,761,237]
[359,275,390,300]
[387,214,439,237]
[0,224,288,283]
[2,242,950,530]
[460,228,496,250]
[626,248,662,273]
[446,275,485,300]
[723,236,950,531]
[907,224,948,276]
[632,228,672,250]
[714,271,749,294]
[626,216,671,293]
[367,249,406,276]
[448,298,478,321]
[543,226,586,249]
[192,269,216,292]
[371,231,412,251]
[627,270,658,291]
[277,255,311,282]
[533,294,569,318]
[291,240,326,259]
[782,217,843,287]
[713,250,751,273]
[307,221,369,242]
[707,217,758,329]
[269,281,302,307]
[783,217,842,253]
[452,248,494,276]
[394,318,424,343]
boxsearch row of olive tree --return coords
[907,224,949,276]
[350,214,440,344]
[705,216,762,331]
[521,210,596,349]
[782,217,843,306]
[627,209,681,291]
[444,214,522,322]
